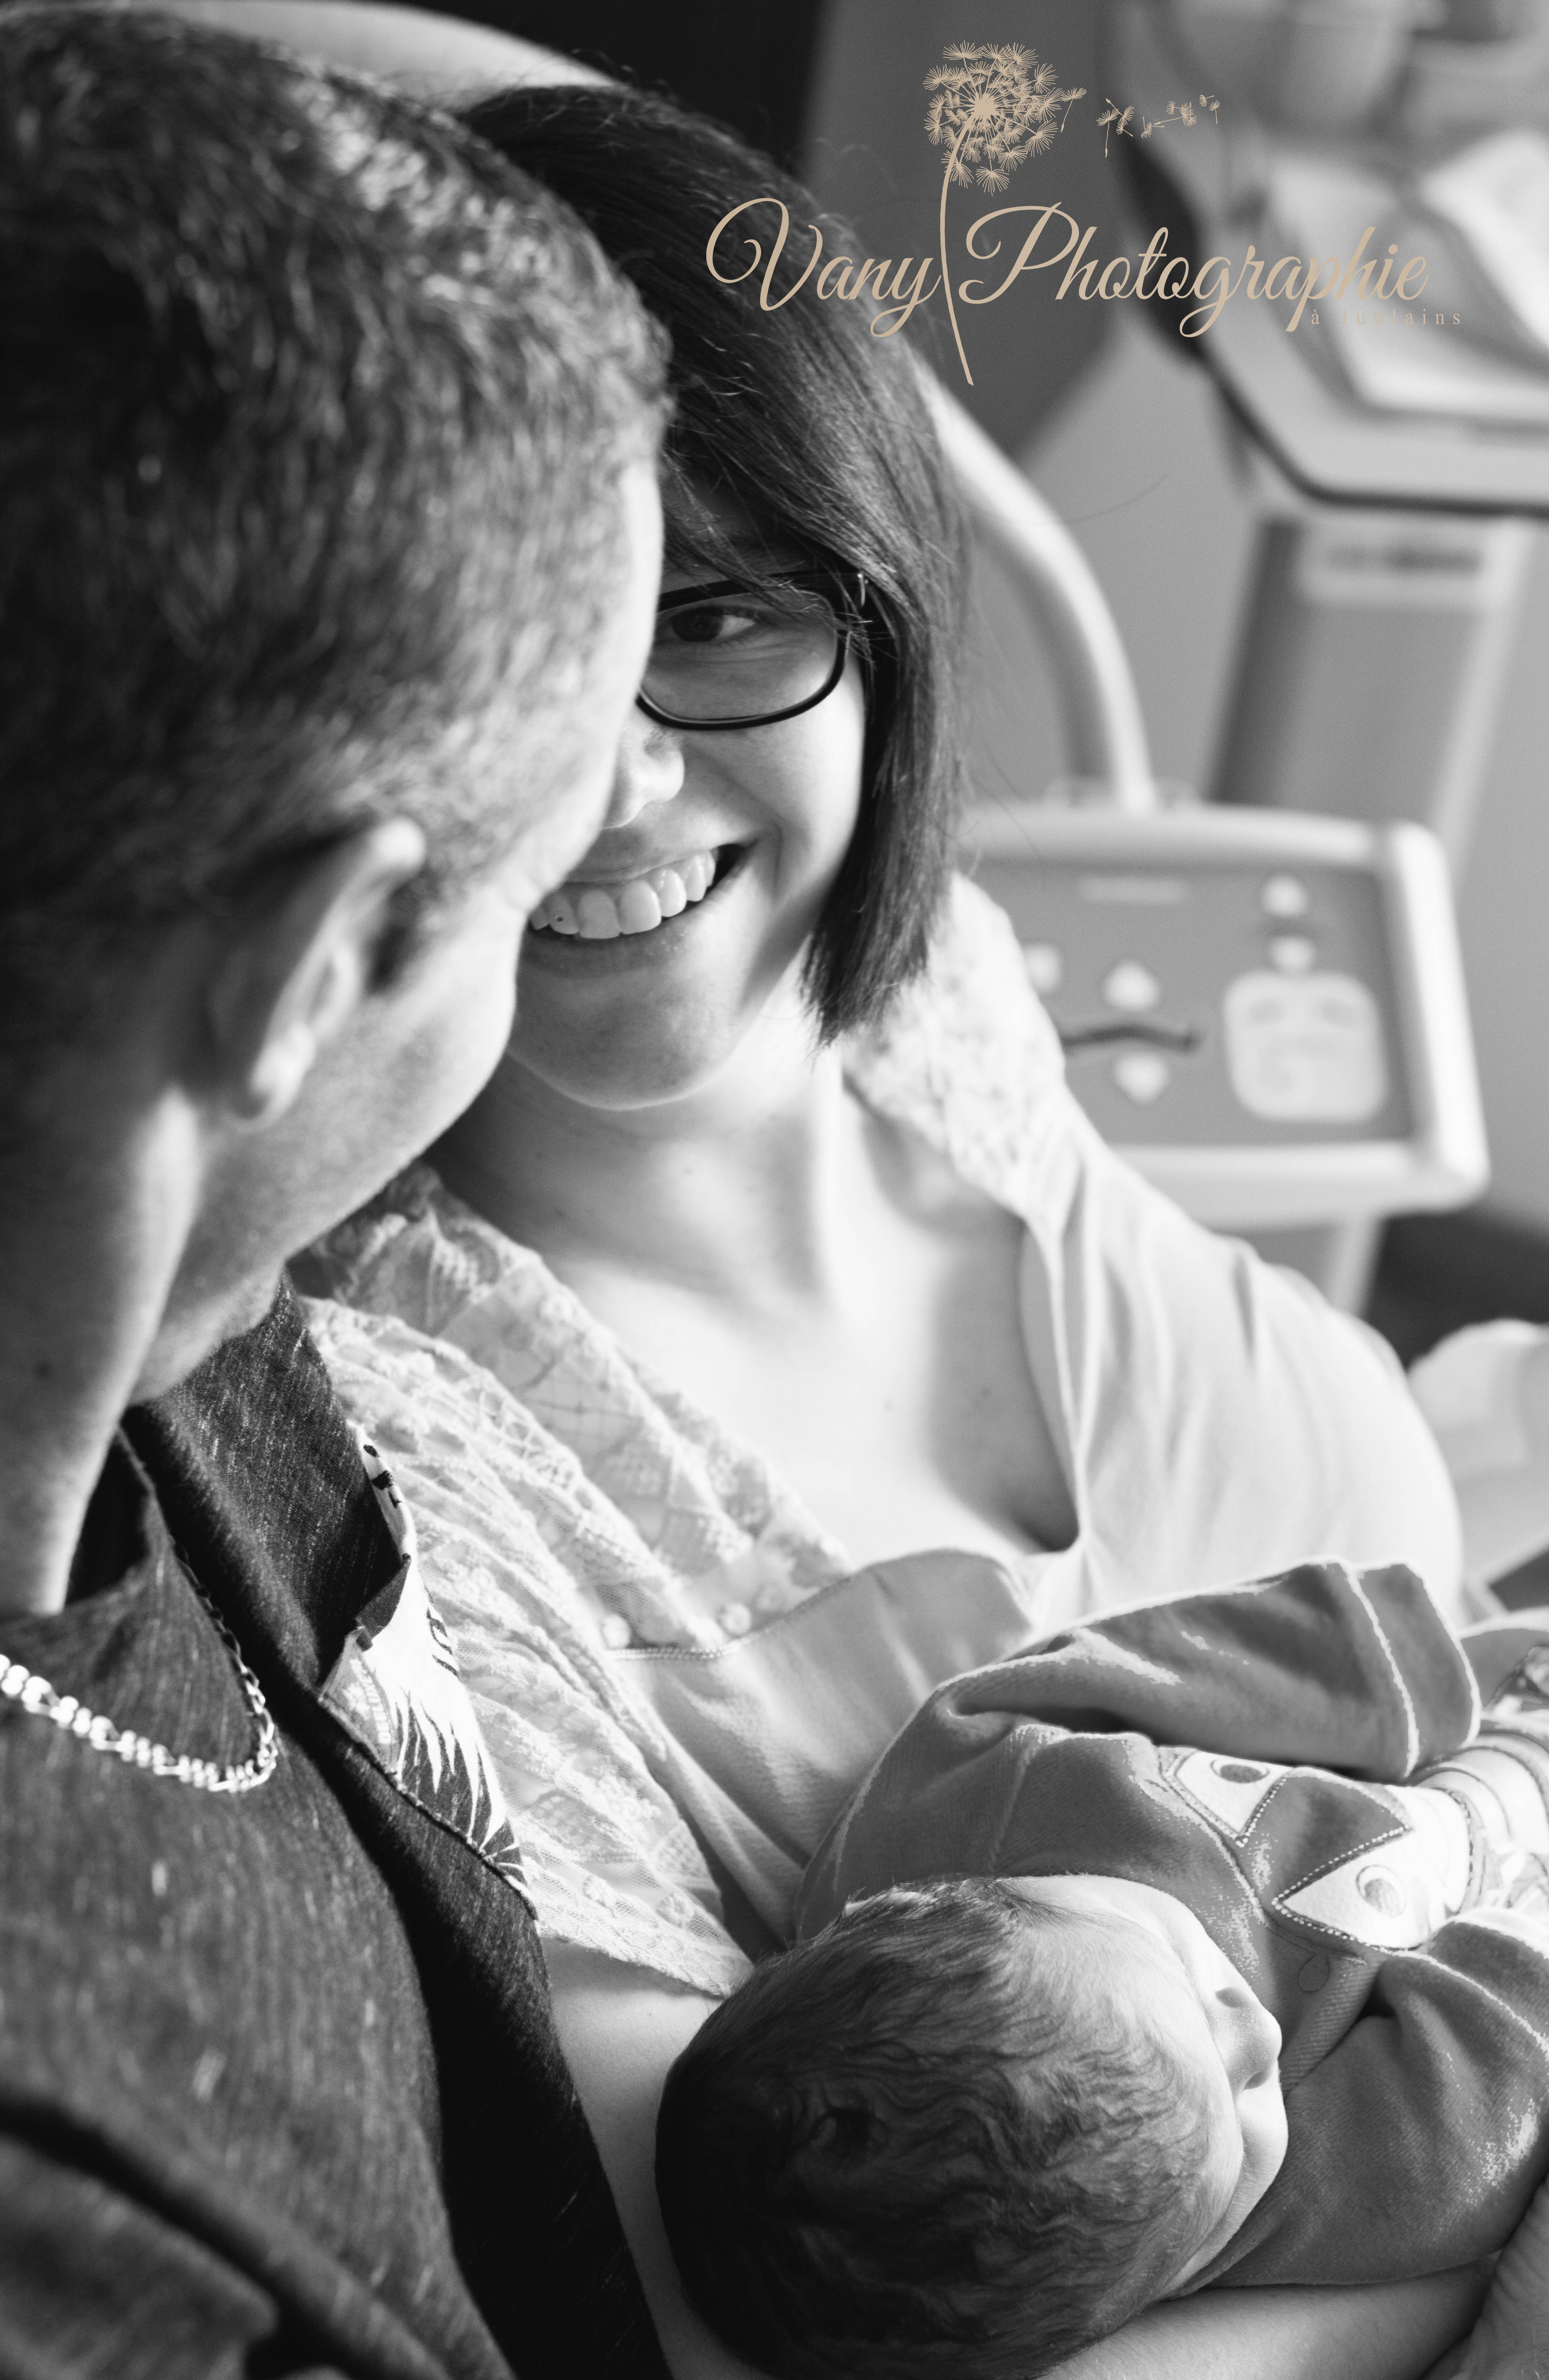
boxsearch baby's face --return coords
[1002,1873,1288,2288]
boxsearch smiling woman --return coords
[302,72,1475,2380]
[504,491,873,1121]
[526,564,868,944]
[461,82,967,1044]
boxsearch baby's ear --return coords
[807,2105,873,2163]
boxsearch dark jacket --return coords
[0,1286,667,2379]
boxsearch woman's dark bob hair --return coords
[463,82,966,1042]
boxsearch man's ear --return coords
[204,820,429,1125]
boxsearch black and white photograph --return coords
[6,4,1549,2375]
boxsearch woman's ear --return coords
[204,820,429,1126]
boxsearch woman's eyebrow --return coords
[662,519,804,566]
[657,554,813,598]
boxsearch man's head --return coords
[0,6,664,1392]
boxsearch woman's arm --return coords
[1411,1325,1549,1595]
[546,1946,767,2380]
[1423,2175,1549,2380]
[1055,2276,1485,2380]
[546,1945,1485,2380]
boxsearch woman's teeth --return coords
[531,848,719,939]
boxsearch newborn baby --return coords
[655,1562,1549,2378]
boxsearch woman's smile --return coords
[526,841,750,944]
[504,475,869,1100]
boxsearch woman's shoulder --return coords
[298,1157,563,1338]
[302,1296,589,1507]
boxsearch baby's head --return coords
[656,1873,1287,2378]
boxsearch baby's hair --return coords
[656,1877,1224,2379]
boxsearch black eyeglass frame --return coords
[635,564,869,733]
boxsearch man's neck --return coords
[0,1095,198,1619]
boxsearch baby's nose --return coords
[1218,1979,1281,2086]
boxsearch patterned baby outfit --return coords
[800,1561,1549,2288]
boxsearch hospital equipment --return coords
[968,804,1482,1230]
[933,382,1488,1266]
[1115,0,1549,875]
[930,0,1549,1297]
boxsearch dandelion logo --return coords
[925,42,1085,384]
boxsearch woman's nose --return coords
[602,707,685,832]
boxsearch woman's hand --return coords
[1426,2183,1549,2379]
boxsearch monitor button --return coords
[1113,1051,1171,1105]
[1103,961,1161,1013]
[1262,874,1310,919]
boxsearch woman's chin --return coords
[511,856,821,1116]
[510,950,763,1111]
[508,1015,753,1115]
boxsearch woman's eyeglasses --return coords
[636,565,867,732]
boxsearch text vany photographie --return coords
[706,201,1438,344]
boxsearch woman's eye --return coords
[657,600,769,651]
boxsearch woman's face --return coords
[509,492,868,1112]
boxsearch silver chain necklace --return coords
[0,1571,279,1794]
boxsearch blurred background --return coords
[408,0,1549,1364]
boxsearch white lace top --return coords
[306,876,1465,1997]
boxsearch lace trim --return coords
[304,879,1072,1990]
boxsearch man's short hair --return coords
[656,1879,1222,2379]
[0,6,665,1065]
